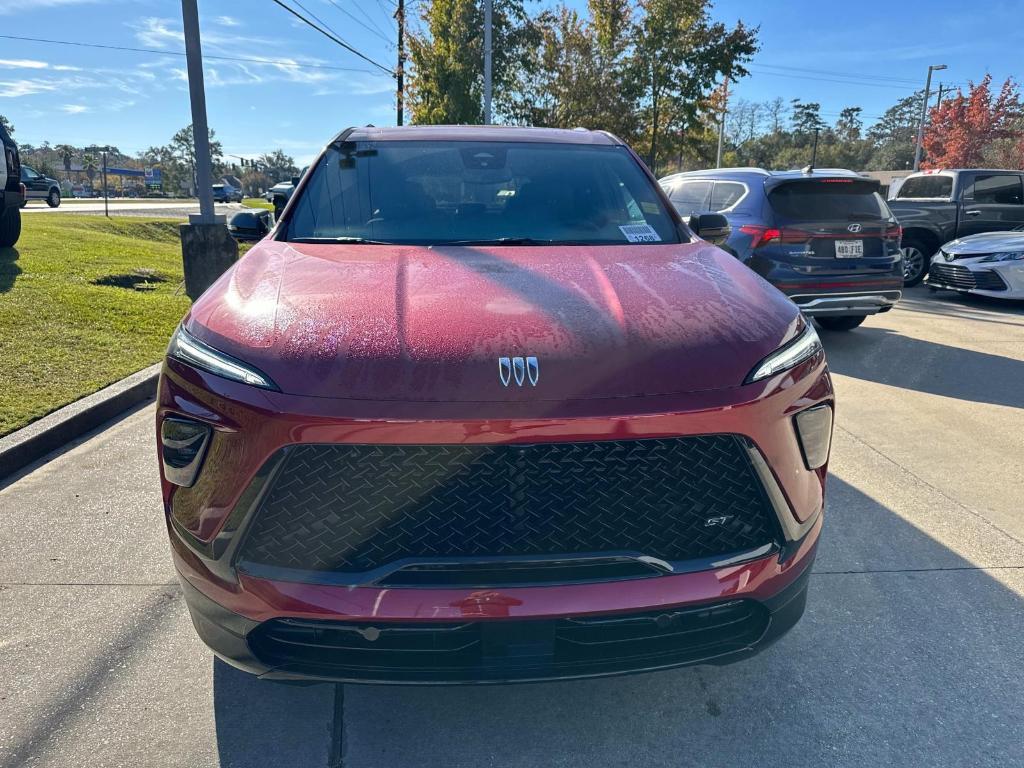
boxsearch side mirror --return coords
[290,176,300,187]
[688,213,731,246]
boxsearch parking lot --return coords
[1,285,1022,768]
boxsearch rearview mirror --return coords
[688,213,731,246]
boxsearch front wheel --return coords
[0,206,22,247]
[816,315,866,332]
[47,189,61,208]
[901,239,930,286]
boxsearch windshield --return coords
[768,180,890,222]
[895,175,954,200]
[285,141,683,245]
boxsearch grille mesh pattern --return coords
[929,262,1007,291]
[238,437,778,573]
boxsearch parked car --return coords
[0,121,24,247]
[887,169,1024,286]
[20,165,61,207]
[212,182,243,203]
[226,208,273,242]
[927,226,1024,299]
[266,166,308,217]
[157,125,832,685]
[659,167,903,331]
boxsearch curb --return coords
[0,363,161,480]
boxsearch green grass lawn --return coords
[243,197,273,210]
[0,215,191,437]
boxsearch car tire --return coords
[816,315,866,332]
[47,188,61,208]
[0,206,22,248]
[901,238,931,286]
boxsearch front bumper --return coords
[177,517,819,684]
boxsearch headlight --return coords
[168,325,278,390]
[745,323,823,384]
[980,251,1024,262]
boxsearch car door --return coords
[957,172,1024,236]
[20,166,46,198]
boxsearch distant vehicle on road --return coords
[20,165,61,208]
[157,125,831,685]
[888,169,1024,286]
[212,182,243,203]
[927,226,1024,299]
[659,167,903,331]
[0,121,24,246]
[266,166,308,217]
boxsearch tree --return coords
[82,154,98,185]
[790,100,826,135]
[922,75,1023,169]
[170,124,223,192]
[867,91,923,170]
[257,149,298,182]
[409,0,537,124]
[0,115,13,136]
[835,107,863,142]
[54,144,76,182]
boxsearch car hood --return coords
[186,241,801,402]
[943,231,1024,254]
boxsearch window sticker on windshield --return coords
[640,201,660,215]
[619,223,662,243]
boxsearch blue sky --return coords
[0,0,1020,164]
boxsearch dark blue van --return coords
[659,168,904,331]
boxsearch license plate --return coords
[835,240,863,258]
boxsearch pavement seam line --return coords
[329,683,345,768]
[836,423,1024,549]
[812,565,1024,575]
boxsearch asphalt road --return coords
[20,199,248,219]
[2,286,1023,767]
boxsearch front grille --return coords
[247,599,769,683]
[929,262,1007,291]
[236,437,779,579]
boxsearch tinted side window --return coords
[668,181,712,214]
[710,182,746,211]
[963,174,1023,205]
[896,175,953,199]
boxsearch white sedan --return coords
[927,228,1024,299]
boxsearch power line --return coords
[293,0,390,48]
[269,0,394,76]
[754,63,923,86]
[0,33,377,74]
[747,68,920,91]
[327,0,394,42]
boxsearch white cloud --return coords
[0,59,50,69]
[0,79,58,97]
[61,104,89,114]
[215,15,241,27]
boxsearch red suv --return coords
[157,126,832,684]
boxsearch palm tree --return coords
[54,144,76,182]
[82,154,98,187]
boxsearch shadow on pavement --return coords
[0,246,21,293]
[213,661,337,767]
[206,477,1024,768]
[328,477,1024,767]
[898,287,1024,325]
[820,325,1024,410]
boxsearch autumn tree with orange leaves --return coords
[921,75,1024,169]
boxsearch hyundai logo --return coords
[847,223,862,233]
[498,356,539,387]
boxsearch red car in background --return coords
[156,126,832,684]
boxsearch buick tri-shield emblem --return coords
[499,356,539,386]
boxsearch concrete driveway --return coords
[2,286,1023,767]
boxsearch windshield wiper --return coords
[436,237,557,246]
[288,236,394,244]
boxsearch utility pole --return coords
[182,0,217,223]
[396,0,405,126]
[936,83,946,107]
[178,0,237,301]
[913,63,947,171]
[715,77,729,168]
[483,0,492,124]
